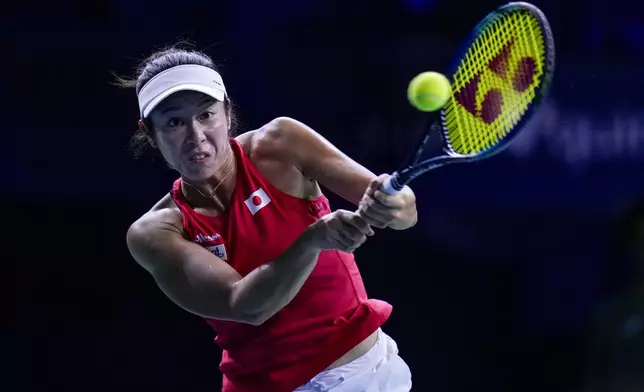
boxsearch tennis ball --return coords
[407,71,452,112]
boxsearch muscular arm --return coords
[126,209,321,326]
[262,117,377,206]
[261,117,417,229]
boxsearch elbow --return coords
[244,314,268,327]
[249,305,288,325]
[179,300,268,326]
[228,307,272,326]
[227,285,276,326]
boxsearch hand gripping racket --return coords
[381,2,556,195]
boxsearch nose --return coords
[186,119,207,145]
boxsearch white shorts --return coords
[294,329,412,392]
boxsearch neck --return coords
[181,148,237,211]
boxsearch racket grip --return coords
[381,175,403,195]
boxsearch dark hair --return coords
[115,43,238,158]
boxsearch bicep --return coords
[127,222,244,321]
[271,117,376,205]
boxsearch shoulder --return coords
[127,200,185,271]
[129,207,183,237]
[132,193,183,236]
[236,117,317,163]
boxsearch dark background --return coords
[9,0,644,391]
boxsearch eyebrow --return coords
[160,97,216,115]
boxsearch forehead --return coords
[154,91,217,114]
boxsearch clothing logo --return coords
[195,232,222,244]
[206,244,228,260]
[244,188,271,216]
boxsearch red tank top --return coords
[170,138,392,392]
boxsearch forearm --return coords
[229,226,321,325]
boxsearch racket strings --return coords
[442,10,546,155]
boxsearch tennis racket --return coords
[381,1,555,195]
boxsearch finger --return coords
[372,190,406,209]
[366,176,381,194]
[334,230,366,252]
[360,215,388,229]
[325,215,353,247]
[341,212,375,236]
[361,196,394,214]
[365,174,388,197]
[358,200,390,223]
[345,238,367,253]
[343,230,367,252]
[359,208,390,228]
[338,221,368,242]
[330,229,356,249]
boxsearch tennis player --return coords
[124,46,416,392]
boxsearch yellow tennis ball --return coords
[407,71,452,112]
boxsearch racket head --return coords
[439,2,555,160]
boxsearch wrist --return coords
[302,222,324,251]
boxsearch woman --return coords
[123,45,417,392]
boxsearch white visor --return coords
[137,64,227,118]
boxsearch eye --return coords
[199,111,215,121]
[166,117,184,127]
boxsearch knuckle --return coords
[347,230,360,241]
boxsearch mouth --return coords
[188,151,212,162]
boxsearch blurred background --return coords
[9,0,644,391]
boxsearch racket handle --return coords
[381,175,403,195]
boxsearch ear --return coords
[139,120,157,148]
[223,98,232,131]
[147,135,157,148]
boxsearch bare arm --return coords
[126,209,321,326]
[259,117,377,206]
[126,208,371,326]
[261,117,417,229]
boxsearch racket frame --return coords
[386,2,556,193]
